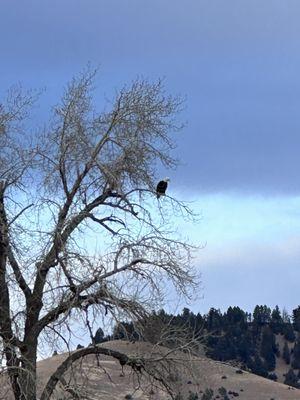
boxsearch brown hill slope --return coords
[2,341,300,399]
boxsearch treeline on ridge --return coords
[106,305,300,388]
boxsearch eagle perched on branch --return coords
[156,178,170,198]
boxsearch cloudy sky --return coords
[1,0,300,314]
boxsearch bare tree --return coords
[0,68,198,400]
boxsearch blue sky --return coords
[1,0,300,314]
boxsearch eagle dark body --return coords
[156,179,168,198]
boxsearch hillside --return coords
[121,305,300,387]
[2,341,300,399]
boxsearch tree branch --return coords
[40,346,131,400]
[7,246,31,300]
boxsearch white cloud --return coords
[175,193,300,313]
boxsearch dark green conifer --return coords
[284,368,299,388]
[253,305,271,326]
[249,353,268,377]
[260,326,276,371]
[291,336,300,369]
[284,322,296,342]
[283,341,291,365]
[94,327,104,344]
[292,306,300,332]
[270,305,283,334]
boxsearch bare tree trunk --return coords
[4,347,22,400]
[18,340,38,400]
[0,185,23,399]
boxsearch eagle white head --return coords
[164,177,170,182]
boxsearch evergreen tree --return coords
[292,306,300,332]
[94,327,105,344]
[206,308,223,333]
[253,305,271,326]
[208,334,236,361]
[283,341,291,365]
[260,326,276,371]
[237,332,254,363]
[249,353,268,377]
[284,368,299,388]
[252,305,271,339]
[141,312,167,344]
[157,308,169,322]
[283,322,296,342]
[225,306,246,326]
[291,336,300,369]
[195,312,204,333]
[270,305,283,334]
[112,321,139,341]
[181,307,192,325]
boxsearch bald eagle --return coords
[156,178,170,198]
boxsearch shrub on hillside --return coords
[268,372,278,381]
[284,368,300,388]
[201,388,214,400]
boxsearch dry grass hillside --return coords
[1,341,300,399]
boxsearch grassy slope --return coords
[2,341,300,399]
